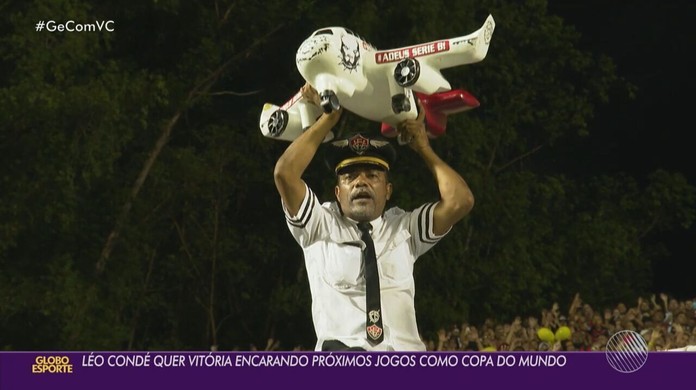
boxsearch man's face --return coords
[335,165,392,222]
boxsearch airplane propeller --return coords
[394,58,420,87]
[267,110,288,137]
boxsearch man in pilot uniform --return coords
[273,84,474,351]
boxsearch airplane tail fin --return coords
[380,89,479,138]
[472,14,495,63]
[436,14,495,69]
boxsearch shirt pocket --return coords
[379,231,414,284]
[322,242,364,291]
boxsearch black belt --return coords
[321,340,366,351]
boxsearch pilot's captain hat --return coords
[325,133,397,175]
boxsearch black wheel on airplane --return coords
[320,90,340,113]
[391,94,411,114]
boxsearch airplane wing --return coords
[259,89,333,142]
[374,14,495,95]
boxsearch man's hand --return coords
[301,82,342,125]
[301,82,321,106]
[396,101,430,153]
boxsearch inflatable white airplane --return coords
[259,14,495,143]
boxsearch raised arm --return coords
[397,103,474,236]
[273,84,342,216]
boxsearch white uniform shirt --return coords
[283,183,449,351]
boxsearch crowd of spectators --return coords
[426,293,696,352]
[253,293,696,351]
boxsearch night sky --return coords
[548,1,696,299]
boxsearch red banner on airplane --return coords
[375,41,450,64]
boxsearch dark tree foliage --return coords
[1,0,693,350]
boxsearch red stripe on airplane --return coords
[374,40,450,64]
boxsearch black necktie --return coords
[358,222,384,345]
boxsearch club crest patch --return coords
[367,324,383,340]
[348,134,369,155]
